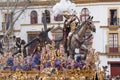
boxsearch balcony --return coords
[108,18,120,30]
[108,18,119,26]
[100,18,120,30]
[106,45,120,56]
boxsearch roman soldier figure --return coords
[63,11,80,54]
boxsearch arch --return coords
[80,8,89,21]
[30,10,38,24]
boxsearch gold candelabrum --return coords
[0,41,105,80]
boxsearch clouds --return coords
[52,0,76,16]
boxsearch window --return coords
[2,13,13,31]
[109,9,117,25]
[80,8,89,22]
[30,10,38,24]
[42,10,50,23]
[108,33,118,53]
[54,14,63,21]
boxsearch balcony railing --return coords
[106,45,120,53]
[108,18,120,26]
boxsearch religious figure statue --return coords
[63,11,80,54]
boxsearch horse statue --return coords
[67,16,96,58]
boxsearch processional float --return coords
[0,17,106,80]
